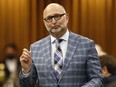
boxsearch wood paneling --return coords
[0,0,116,61]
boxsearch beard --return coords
[48,25,66,35]
[51,27,62,34]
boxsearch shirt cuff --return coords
[22,68,31,78]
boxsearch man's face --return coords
[43,5,69,36]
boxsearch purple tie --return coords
[54,39,63,80]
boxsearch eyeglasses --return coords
[44,13,66,23]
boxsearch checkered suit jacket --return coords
[19,31,103,87]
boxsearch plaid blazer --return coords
[19,31,103,87]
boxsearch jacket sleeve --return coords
[19,63,38,87]
[82,41,104,87]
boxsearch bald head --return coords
[43,3,69,38]
[43,3,66,18]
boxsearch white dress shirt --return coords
[51,29,69,66]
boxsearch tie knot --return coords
[58,39,64,43]
[55,39,63,44]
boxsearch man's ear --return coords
[103,66,108,73]
[66,14,69,23]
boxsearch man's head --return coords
[99,55,116,77]
[4,44,18,73]
[43,3,69,38]
[4,43,18,60]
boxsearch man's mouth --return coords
[52,25,60,29]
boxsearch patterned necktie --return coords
[54,39,63,80]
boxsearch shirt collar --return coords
[51,29,69,43]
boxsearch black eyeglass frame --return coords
[44,13,66,23]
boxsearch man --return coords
[19,3,103,87]
[3,44,20,87]
[99,55,116,87]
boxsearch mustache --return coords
[51,25,60,29]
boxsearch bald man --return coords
[19,3,103,87]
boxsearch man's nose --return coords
[51,18,57,24]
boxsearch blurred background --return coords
[0,0,116,87]
[0,0,116,61]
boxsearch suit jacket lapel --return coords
[41,32,79,83]
[42,36,57,83]
[58,32,79,83]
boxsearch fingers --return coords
[23,48,31,58]
[20,56,28,63]
[23,48,30,55]
[20,48,31,63]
